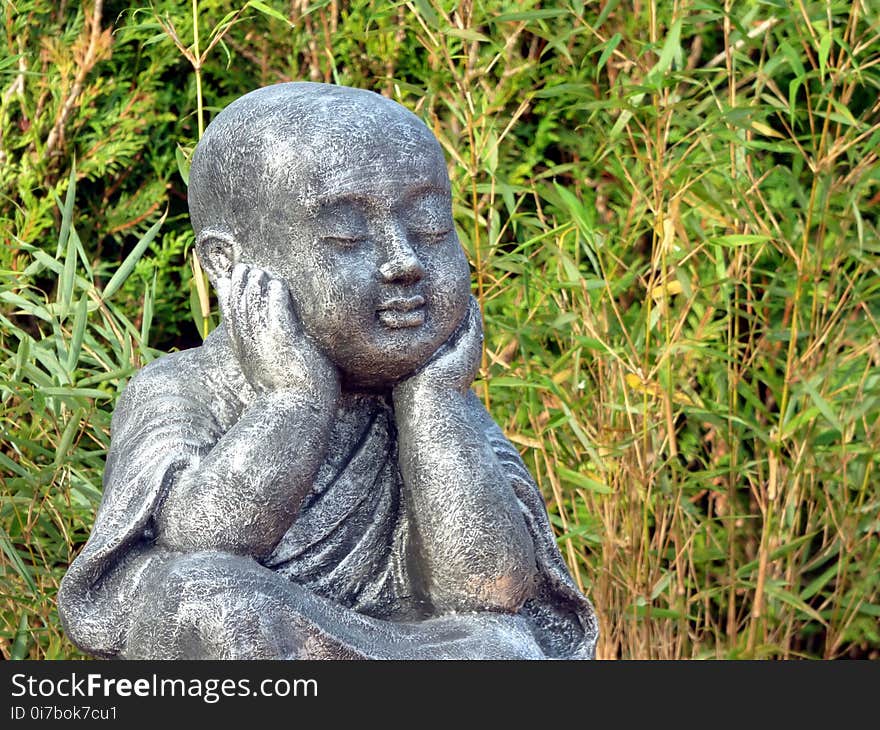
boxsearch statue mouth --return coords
[377,295,425,328]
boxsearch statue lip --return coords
[377,295,426,328]
[376,295,425,313]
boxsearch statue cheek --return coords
[442,246,473,309]
[423,237,468,285]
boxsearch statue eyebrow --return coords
[399,183,449,203]
[312,184,449,213]
[312,192,370,212]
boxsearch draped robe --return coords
[58,326,598,659]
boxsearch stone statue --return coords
[57,82,599,659]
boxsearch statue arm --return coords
[149,266,341,559]
[152,387,335,559]
[392,383,537,614]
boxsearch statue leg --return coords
[122,549,545,660]
[122,550,368,659]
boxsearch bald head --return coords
[186,82,469,385]
[188,82,446,263]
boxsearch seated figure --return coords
[57,82,599,659]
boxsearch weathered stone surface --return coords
[58,82,599,659]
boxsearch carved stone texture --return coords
[58,82,599,659]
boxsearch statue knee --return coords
[125,551,264,659]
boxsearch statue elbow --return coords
[433,558,537,614]
[478,529,538,612]
[56,574,116,659]
[477,568,535,612]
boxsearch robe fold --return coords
[58,326,598,659]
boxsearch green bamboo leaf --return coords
[22,255,45,278]
[553,182,593,233]
[647,17,682,83]
[0,451,30,478]
[141,270,156,344]
[0,52,23,71]
[410,0,439,28]
[38,387,113,399]
[209,8,246,42]
[651,573,673,600]
[29,249,64,276]
[779,41,805,78]
[65,294,89,374]
[801,561,839,601]
[13,334,32,382]
[102,211,166,301]
[595,0,621,29]
[764,582,827,625]
[818,30,832,81]
[488,377,545,389]
[54,408,83,466]
[827,98,860,129]
[607,108,632,139]
[78,367,136,387]
[736,533,816,578]
[555,522,602,545]
[495,8,570,22]
[142,31,170,47]
[781,404,821,439]
[596,33,622,78]
[58,222,79,319]
[246,0,291,25]
[0,526,38,595]
[854,603,880,618]
[534,83,594,99]
[0,292,52,322]
[300,0,331,16]
[10,612,30,660]
[55,162,76,258]
[800,379,844,433]
[558,466,612,494]
[711,234,772,247]
[176,144,191,186]
[444,27,491,43]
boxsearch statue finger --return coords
[229,264,251,325]
[225,263,251,354]
[243,267,270,334]
[266,278,299,338]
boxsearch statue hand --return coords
[395,295,483,397]
[226,263,340,402]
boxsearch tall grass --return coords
[1,0,878,659]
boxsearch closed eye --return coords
[322,235,366,248]
[411,228,452,242]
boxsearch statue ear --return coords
[195,228,239,282]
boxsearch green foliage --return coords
[2,0,878,659]
[1,170,161,658]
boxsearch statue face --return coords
[258,129,472,388]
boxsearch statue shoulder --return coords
[110,335,237,446]
[463,390,516,448]
[115,349,203,419]
[462,389,538,488]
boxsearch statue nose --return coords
[379,229,425,284]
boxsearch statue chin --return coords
[322,319,461,392]
[336,350,434,393]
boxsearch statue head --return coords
[188,82,472,388]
